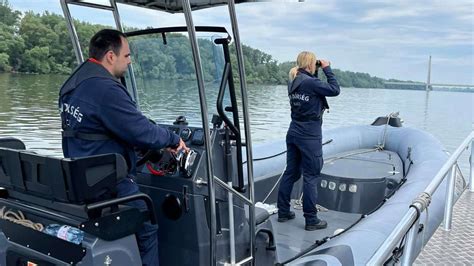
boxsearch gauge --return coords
[169,127,180,135]
[191,129,204,145]
[180,128,192,141]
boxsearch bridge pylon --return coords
[426,55,432,91]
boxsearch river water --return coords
[0,73,472,173]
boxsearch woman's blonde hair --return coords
[289,51,317,81]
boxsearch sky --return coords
[8,0,474,84]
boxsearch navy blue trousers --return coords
[277,134,323,224]
[116,178,159,266]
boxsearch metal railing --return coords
[227,0,257,264]
[368,131,474,265]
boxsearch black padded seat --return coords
[0,138,26,192]
[255,206,270,225]
[19,151,69,201]
[62,154,128,204]
[0,138,25,150]
[0,146,128,205]
[0,141,155,242]
[0,148,24,191]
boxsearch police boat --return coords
[0,0,450,265]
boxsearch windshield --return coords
[125,29,230,127]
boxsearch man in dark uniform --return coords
[277,51,340,231]
[59,29,187,265]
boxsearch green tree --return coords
[0,0,19,27]
[0,53,10,71]
[22,46,51,74]
[20,12,58,49]
[0,1,21,71]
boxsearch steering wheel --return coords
[136,149,164,167]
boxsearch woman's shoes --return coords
[277,211,296,222]
[305,220,328,231]
[278,211,328,231]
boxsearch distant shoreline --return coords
[1,72,472,93]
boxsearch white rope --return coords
[262,165,286,204]
[377,112,399,150]
[0,206,44,231]
[412,192,431,211]
[294,191,304,210]
[324,148,380,164]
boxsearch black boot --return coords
[277,211,296,222]
[305,220,328,231]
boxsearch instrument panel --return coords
[139,116,209,179]
[167,126,205,146]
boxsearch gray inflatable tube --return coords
[249,125,448,265]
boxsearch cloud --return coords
[357,0,474,24]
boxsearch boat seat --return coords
[255,206,270,225]
[0,141,157,237]
[0,147,127,205]
[254,207,275,251]
[0,137,26,150]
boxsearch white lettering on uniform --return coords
[289,93,310,102]
[60,103,84,123]
[64,103,71,113]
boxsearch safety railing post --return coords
[443,165,457,231]
[470,140,474,192]
[228,182,236,265]
[60,0,84,64]
[109,0,140,104]
[181,0,217,263]
[227,0,256,264]
[401,219,420,265]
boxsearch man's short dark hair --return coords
[89,29,126,60]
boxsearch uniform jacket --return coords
[59,59,179,175]
[287,67,340,139]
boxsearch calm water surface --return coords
[0,73,472,172]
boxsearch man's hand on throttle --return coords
[168,138,189,154]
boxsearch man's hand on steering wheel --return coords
[168,138,189,154]
[137,139,189,167]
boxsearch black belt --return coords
[292,115,321,122]
[62,130,111,141]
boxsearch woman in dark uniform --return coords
[277,51,340,231]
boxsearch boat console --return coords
[131,117,260,265]
[138,124,203,179]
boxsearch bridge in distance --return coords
[383,56,474,90]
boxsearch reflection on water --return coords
[0,73,63,155]
[0,73,472,172]
[136,79,222,125]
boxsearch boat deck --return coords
[269,200,361,263]
[267,190,474,264]
[414,190,474,265]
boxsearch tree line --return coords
[0,1,411,88]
